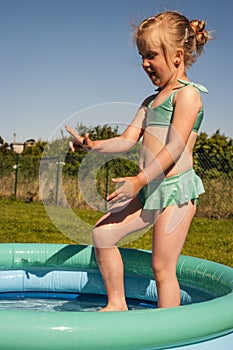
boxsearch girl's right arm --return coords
[65,104,148,154]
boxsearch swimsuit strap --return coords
[177,79,208,93]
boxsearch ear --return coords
[174,49,184,67]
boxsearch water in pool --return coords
[0,283,216,312]
[0,292,158,312]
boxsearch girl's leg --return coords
[93,197,155,311]
[94,246,127,311]
[152,201,196,308]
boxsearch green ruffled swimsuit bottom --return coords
[137,168,204,210]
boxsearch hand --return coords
[65,125,93,152]
[106,176,142,203]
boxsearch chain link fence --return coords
[0,153,232,219]
[193,153,232,219]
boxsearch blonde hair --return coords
[134,11,212,69]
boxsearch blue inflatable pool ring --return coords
[0,243,232,350]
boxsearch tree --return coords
[194,130,233,177]
[64,124,121,177]
[22,140,47,156]
[0,136,11,155]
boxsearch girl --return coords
[66,11,211,311]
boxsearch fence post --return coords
[14,153,19,198]
[105,161,109,212]
[55,157,60,206]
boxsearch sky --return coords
[0,0,233,144]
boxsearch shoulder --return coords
[174,79,208,105]
[172,85,203,116]
[176,84,201,97]
[174,85,202,108]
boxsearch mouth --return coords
[148,71,158,82]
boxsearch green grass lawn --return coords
[0,198,232,267]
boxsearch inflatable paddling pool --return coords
[0,243,232,350]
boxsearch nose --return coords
[142,58,150,70]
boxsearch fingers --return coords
[106,190,131,203]
[106,178,124,201]
[106,179,122,202]
[65,125,81,140]
[65,125,91,152]
[106,178,132,203]
[69,141,76,152]
[111,178,124,183]
[69,140,84,152]
[106,191,119,202]
[84,133,92,147]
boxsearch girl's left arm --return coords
[107,86,202,202]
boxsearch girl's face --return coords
[138,32,176,88]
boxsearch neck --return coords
[161,71,188,91]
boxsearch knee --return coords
[92,225,103,247]
[152,260,165,282]
[152,258,176,283]
[92,225,116,248]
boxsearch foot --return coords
[98,302,128,312]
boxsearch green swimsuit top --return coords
[146,79,208,132]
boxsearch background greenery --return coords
[0,127,232,218]
[0,198,232,267]
[0,127,232,268]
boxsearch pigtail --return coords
[189,20,212,47]
[183,19,212,67]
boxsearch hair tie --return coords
[184,27,189,43]
[190,22,204,35]
[190,23,197,32]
